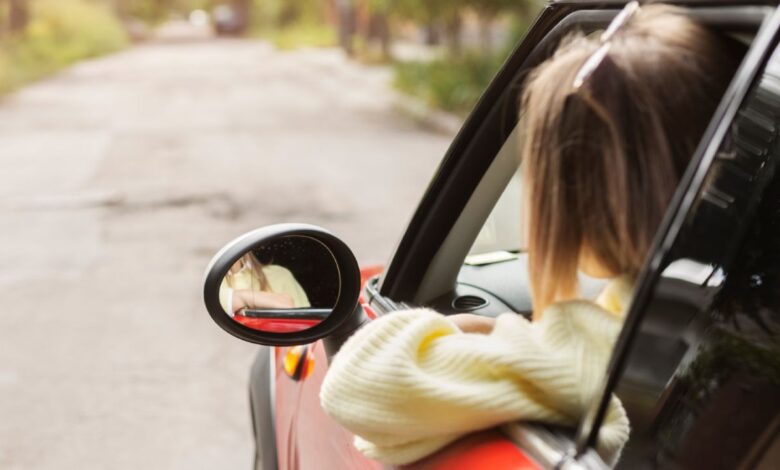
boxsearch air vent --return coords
[452,295,489,312]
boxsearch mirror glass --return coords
[219,235,339,333]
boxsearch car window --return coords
[382,8,622,305]
[467,167,524,258]
[606,44,780,470]
[458,148,605,315]
[398,7,767,314]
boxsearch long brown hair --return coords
[226,252,270,292]
[521,5,743,316]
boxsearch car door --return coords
[274,2,777,469]
[274,5,610,468]
[574,8,780,468]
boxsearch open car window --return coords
[401,6,765,318]
[467,167,524,258]
[457,155,607,317]
[580,16,780,469]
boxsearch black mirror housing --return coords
[203,223,363,348]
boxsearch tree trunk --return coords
[110,0,126,20]
[424,22,440,46]
[445,14,462,56]
[9,0,29,34]
[369,12,391,60]
[479,15,493,53]
[336,0,356,56]
[232,0,252,33]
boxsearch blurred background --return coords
[0,0,540,468]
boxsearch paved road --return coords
[0,35,450,469]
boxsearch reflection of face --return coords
[210,235,344,335]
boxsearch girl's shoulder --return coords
[594,275,635,316]
[532,285,631,350]
[262,264,294,279]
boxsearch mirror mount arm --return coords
[323,303,369,361]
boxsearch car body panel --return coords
[274,341,382,470]
[236,316,321,333]
[403,431,542,470]
[272,267,387,469]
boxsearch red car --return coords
[202,1,780,468]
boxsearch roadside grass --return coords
[258,22,337,50]
[392,52,505,116]
[0,0,128,95]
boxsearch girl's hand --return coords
[234,290,295,313]
[449,314,496,334]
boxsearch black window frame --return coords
[576,4,780,459]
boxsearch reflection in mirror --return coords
[219,235,340,334]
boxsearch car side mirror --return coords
[202,224,366,356]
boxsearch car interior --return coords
[361,7,771,467]
[369,5,767,325]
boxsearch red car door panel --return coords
[403,431,542,470]
[274,266,544,469]
[275,341,382,470]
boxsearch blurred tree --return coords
[109,0,210,24]
[389,0,468,52]
[231,0,250,32]
[368,8,390,58]
[249,0,328,31]
[112,0,167,23]
[463,0,537,51]
[358,0,392,59]
[385,0,537,53]
[335,0,356,55]
[8,0,29,33]
[0,2,6,37]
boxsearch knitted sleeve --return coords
[319,304,630,465]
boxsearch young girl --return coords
[218,252,310,317]
[320,3,744,466]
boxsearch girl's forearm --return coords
[234,290,294,310]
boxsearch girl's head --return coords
[227,252,269,291]
[521,4,744,314]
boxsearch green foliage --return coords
[679,329,780,404]
[250,0,325,30]
[121,0,171,24]
[0,0,128,95]
[0,49,11,94]
[391,0,462,22]
[268,22,335,50]
[248,0,333,49]
[393,52,505,115]
[389,0,533,23]
[464,0,533,16]
[382,0,538,114]
[117,0,210,24]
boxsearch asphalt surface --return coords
[0,33,450,469]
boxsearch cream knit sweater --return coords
[320,278,633,466]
